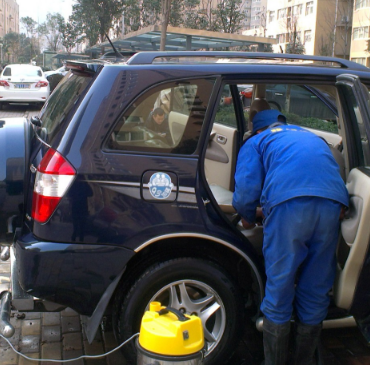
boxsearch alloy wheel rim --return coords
[147,279,226,356]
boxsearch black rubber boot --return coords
[263,317,291,365]
[292,322,322,365]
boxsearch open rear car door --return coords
[334,74,370,341]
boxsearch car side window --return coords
[214,84,249,129]
[107,78,215,155]
[265,84,338,134]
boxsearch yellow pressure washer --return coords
[137,301,205,365]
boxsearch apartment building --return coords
[0,0,19,38]
[350,0,370,66]
[265,0,352,58]
[242,0,268,36]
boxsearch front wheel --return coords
[113,258,245,364]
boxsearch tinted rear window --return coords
[3,66,42,77]
[38,72,93,142]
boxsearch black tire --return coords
[268,101,281,111]
[113,257,245,364]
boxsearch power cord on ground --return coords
[0,332,139,362]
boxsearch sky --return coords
[17,0,74,28]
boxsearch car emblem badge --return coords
[148,172,174,199]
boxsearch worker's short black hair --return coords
[153,107,165,116]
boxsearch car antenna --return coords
[105,33,124,60]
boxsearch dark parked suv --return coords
[1,51,370,364]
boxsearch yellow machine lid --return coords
[139,302,204,356]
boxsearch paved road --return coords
[1,105,370,364]
[0,103,39,118]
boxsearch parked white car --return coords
[0,64,50,109]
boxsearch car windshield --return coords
[3,66,42,77]
[37,72,93,142]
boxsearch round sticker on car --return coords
[148,172,174,200]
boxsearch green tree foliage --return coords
[20,17,38,61]
[18,34,37,63]
[3,32,21,62]
[211,0,245,33]
[20,17,38,38]
[38,13,65,51]
[58,18,85,54]
[285,21,305,55]
[123,0,244,34]
[71,0,123,46]
[123,0,161,33]
[5,18,41,63]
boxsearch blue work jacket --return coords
[232,125,349,223]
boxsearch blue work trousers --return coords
[260,196,342,325]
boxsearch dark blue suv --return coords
[1,52,370,364]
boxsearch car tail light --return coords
[0,80,10,87]
[32,148,76,223]
[35,81,48,88]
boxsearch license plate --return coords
[15,84,30,89]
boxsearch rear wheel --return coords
[268,101,281,111]
[113,257,245,364]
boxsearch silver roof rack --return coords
[127,51,369,71]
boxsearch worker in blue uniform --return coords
[232,109,348,365]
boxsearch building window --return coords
[287,17,291,29]
[293,4,303,15]
[355,0,370,9]
[278,8,286,19]
[305,1,314,15]
[304,30,312,43]
[351,58,366,65]
[269,11,276,22]
[353,26,369,39]
[278,33,287,43]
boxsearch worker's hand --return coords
[256,207,264,220]
[241,218,256,230]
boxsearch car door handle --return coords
[217,134,227,145]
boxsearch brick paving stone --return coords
[62,349,84,365]
[42,325,61,343]
[24,313,41,320]
[18,352,40,365]
[61,316,81,334]
[63,333,83,351]
[83,339,104,355]
[0,274,10,282]
[42,313,61,326]
[21,319,41,337]
[41,341,62,360]
[0,262,11,273]
[19,335,39,354]
[0,347,19,365]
